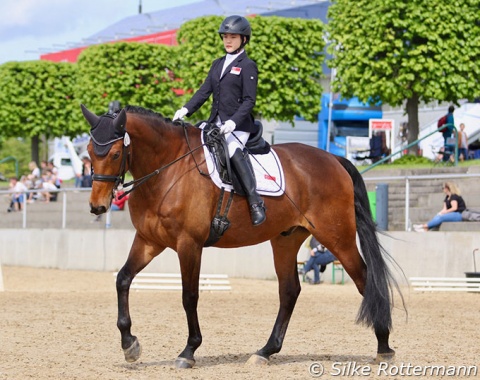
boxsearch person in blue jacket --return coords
[303,236,337,285]
[172,15,265,226]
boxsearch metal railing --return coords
[0,187,96,229]
[361,123,458,174]
[2,168,477,232]
[0,156,19,178]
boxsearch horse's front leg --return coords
[175,247,203,369]
[116,233,163,363]
[247,235,303,365]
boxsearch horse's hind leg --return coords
[326,220,395,362]
[116,233,163,363]
[247,229,308,365]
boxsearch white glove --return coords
[220,120,236,134]
[173,107,188,121]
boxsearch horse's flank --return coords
[124,107,354,252]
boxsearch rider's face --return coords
[222,33,243,53]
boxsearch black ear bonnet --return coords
[81,104,127,157]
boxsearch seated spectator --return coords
[28,161,41,179]
[413,181,466,232]
[41,169,60,203]
[303,236,336,285]
[26,161,42,202]
[48,162,62,188]
[111,190,129,211]
[7,176,28,212]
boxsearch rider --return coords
[173,15,266,226]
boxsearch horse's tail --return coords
[335,156,404,332]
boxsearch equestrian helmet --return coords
[218,15,251,43]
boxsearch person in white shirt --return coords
[8,176,28,212]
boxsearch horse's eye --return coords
[112,151,121,160]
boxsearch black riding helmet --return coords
[218,15,251,53]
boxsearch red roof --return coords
[40,29,178,63]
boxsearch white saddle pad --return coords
[201,135,286,197]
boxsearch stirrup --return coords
[250,202,266,226]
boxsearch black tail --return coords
[336,156,404,332]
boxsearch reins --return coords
[92,123,209,200]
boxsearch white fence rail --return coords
[113,272,232,291]
[410,277,480,292]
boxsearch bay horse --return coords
[81,104,401,368]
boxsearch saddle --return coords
[201,120,270,196]
[200,121,271,247]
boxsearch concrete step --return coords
[439,222,480,231]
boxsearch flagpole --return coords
[326,68,336,153]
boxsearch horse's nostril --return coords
[90,205,107,215]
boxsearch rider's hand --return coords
[173,107,188,121]
[220,120,236,134]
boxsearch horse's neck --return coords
[128,120,196,180]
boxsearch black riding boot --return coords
[230,149,266,226]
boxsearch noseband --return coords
[91,133,131,190]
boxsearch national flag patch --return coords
[230,67,242,75]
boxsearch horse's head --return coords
[81,104,129,215]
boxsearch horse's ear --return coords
[81,104,100,128]
[113,108,127,133]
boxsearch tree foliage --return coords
[176,15,325,123]
[327,0,480,148]
[0,61,79,139]
[75,42,183,120]
[0,14,325,162]
[0,60,80,163]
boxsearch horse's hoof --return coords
[175,357,195,369]
[246,354,269,366]
[123,338,142,363]
[375,350,395,363]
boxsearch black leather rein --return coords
[91,126,208,200]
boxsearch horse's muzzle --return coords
[90,204,108,215]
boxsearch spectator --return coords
[413,182,466,232]
[47,161,62,188]
[81,157,93,188]
[26,161,42,202]
[28,161,41,179]
[41,169,60,203]
[457,123,468,161]
[111,190,129,211]
[7,176,28,212]
[303,236,336,285]
[443,105,455,146]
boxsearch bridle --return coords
[90,132,131,193]
[90,126,208,200]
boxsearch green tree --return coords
[175,15,325,123]
[327,0,480,153]
[75,42,183,119]
[0,60,79,163]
